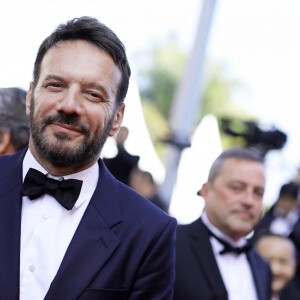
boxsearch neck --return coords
[28,142,98,176]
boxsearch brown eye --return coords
[47,82,63,91]
[85,91,103,103]
[89,92,99,98]
[230,185,241,191]
[255,189,264,198]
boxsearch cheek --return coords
[217,190,236,209]
[253,202,263,218]
[32,95,54,117]
[283,266,296,280]
[89,105,114,127]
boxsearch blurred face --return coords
[256,236,296,298]
[275,196,299,217]
[201,158,265,241]
[116,127,129,147]
[129,171,154,198]
[26,40,124,173]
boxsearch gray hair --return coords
[208,147,264,184]
[0,87,29,151]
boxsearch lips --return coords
[232,209,253,220]
[50,122,83,136]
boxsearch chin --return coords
[233,222,252,233]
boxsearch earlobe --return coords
[109,104,125,137]
[26,83,34,116]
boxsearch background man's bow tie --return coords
[205,225,252,255]
[22,168,83,211]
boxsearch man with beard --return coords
[174,147,271,300]
[0,17,176,300]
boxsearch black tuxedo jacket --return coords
[0,148,176,299]
[174,218,271,300]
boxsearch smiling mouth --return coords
[50,122,83,136]
[234,210,252,220]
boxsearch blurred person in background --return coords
[129,167,168,213]
[253,182,300,240]
[255,234,298,300]
[104,126,140,185]
[174,147,271,300]
[253,182,300,298]
[0,87,29,155]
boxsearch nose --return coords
[57,85,83,115]
[241,189,255,206]
[270,260,281,276]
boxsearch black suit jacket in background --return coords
[174,217,271,300]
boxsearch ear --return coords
[26,82,34,116]
[109,104,125,137]
[200,182,209,199]
[0,131,15,155]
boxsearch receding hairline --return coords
[208,147,264,184]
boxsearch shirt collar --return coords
[23,149,99,209]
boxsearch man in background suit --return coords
[104,126,140,186]
[0,17,176,299]
[174,147,271,300]
[0,87,29,155]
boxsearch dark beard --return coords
[29,96,115,169]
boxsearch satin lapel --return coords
[190,219,228,300]
[247,250,271,300]
[45,160,122,299]
[0,149,26,300]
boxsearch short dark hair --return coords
[208,147,264,184]
[0,87,29,150]
[279,182,299,199]
[33,16,131,105]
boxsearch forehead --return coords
[216,157,265,186]
[39,40,121,94]
[258,236,295,256]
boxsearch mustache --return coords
[43,113,89,134]
[232,205,255,218]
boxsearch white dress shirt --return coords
[202,212,258,300]
[20,149,99,300]
[270,208,300,236]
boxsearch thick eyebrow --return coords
[42,75,110,99]
[228,180,246,185]
[229,180,265,190]
[43,74,65,83]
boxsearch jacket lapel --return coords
[45,160,122,299]
[0,149,26,300]
[247,250,271,300]
[190,218,228,299]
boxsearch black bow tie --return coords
[22,168,83,211]
[205,226,251,255]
